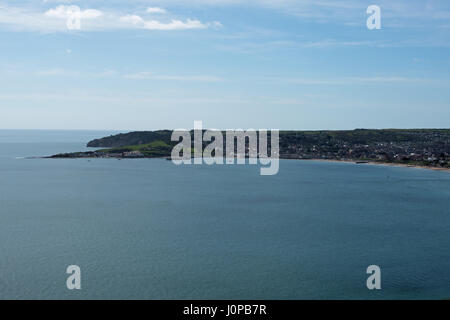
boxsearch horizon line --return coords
[0,127,449,132]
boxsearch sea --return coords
[0,129,449,300]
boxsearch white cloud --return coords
[146,7,167,14]
[45,5,103,19]
[0,4,219,32]
[120,14,208,30]
[119,15,144,25]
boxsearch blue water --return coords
[0,130,449,300]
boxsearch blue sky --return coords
[1,0,449,130]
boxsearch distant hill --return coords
[87,130,173,148]
[87,129,450,148]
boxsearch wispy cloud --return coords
[124,72,223,82]
[32,68,222,82]
[143,0,450,19]
[261,76,450,86]
[216,39,386,54]
[32,67,446,87]
[0,91,251,105]
[36,68,118,77]
[36,68,80,76]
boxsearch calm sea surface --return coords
[0,130,449,299]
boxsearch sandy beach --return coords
[296,158,450,172]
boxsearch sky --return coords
[0,0,449,131]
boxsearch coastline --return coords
[41,153,450,172]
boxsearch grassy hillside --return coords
[97,140,173,157]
